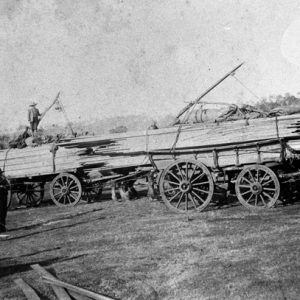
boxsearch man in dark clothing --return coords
[9,126,30,149]
[28,102,41,136]
[0,169,9,233]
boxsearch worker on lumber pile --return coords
[28,101,41,136]
[9,126,30,149]
[0,169,9,233]
[148,120,159,130]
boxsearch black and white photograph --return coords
[0,0,299,299]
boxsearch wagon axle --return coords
[250,182,263,195]
[179,181,192,193]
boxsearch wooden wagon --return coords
[1,111,300,212]
[55,111,300,213]
[2,63,300,212]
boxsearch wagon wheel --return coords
[16,183,44,207]
[50,173,82,207]
[82,182,103,203]
[235,165,280,210]
[159,159,214,213]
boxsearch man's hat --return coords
[29,101,37,107]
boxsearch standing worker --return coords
[0,169,9,233]
[28,101,41,136]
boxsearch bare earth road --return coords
[0,196,299,300]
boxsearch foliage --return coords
[109,125,128,134]
[256,93,300,111]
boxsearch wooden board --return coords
[31,264,72,300]
[14,278,41,300]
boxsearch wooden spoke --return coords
[185,162,189,180]
[263,191,273,201]
[193,187,210,194]
[259,172,268,183]
[191,190,205,203]
[163,180,180,186]
[167,171,181,183]
[53,191,63,197]
[247,170,256,183]
[235,165,280,210]
[188,165,197,181]
[241,190,252,196]
[164,187,180,193]
[259,194,266,206]
[159,159,214,213]
[185,193,188,211]
[238,184,251,189]
[193,181,210,186]
[176,164,185,180]
[175,193,185,208]
[262,179,274,186]
[50,173,82,207]
[168,190,182,202]
[191,172,205,183]
[256,168,259,181]
[188,193,198,210]
[263,187,276,192]
[241,177,252,185]
[245,193,254,203]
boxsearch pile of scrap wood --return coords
[14,264,114,300]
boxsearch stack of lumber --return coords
[0,145,82,179]
[59,113,300,170]
[60,113,300,152]
[1,113,300,180]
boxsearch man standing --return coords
[28,102,41,136]
[0,169,9,233]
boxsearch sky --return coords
[1,0,300,130]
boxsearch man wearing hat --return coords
[28,101,41,136]
[0,168,9,233]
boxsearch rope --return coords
[232,75,261,100]
[170,102,198,152]
[2,148,12,174]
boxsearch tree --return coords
[109,125,128,134]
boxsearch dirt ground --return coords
[0,192,299,300]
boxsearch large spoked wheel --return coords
[50,173,82,207]
[235,165,280,210]
[16,183,44,207]
[159,159,214,213]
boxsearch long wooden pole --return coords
[39,91,61,123]
[173,62,244,123]
[43,276,115,300]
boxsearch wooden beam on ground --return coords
[31,264,72,300]
[43,276,115,300]
[14,278,41,300]
[68,290,93,300]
